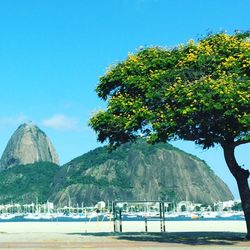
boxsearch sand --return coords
[0,220,247,233]
[0,221,249,249]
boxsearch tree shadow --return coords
[68,231,247,246]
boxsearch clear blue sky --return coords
[0,0,249,199]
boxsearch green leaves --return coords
[89,32,250,149]
[0,162,59,204]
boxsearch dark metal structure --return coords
[112,200,167,232]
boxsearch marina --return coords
[0,211,245,223]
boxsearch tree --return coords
[181,205,186,212]
[232,202,242,211]
[89,32,250,237]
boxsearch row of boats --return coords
[0,211,244,221]
[0,211,102,220]
[124,211,244,219]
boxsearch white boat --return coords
[86,212,98,219]
[70,214,81,219]
[23,213,42,220]
[125,212,138,218]
[144,212,160,218]
[105,213,113,219]
[201,212,219,218]
[40,213,54,220]
[51,212,64,218]
[0,213,16,220]
[217,212,235,218]
[165,212,180,218]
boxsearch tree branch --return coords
[234,139,250,147]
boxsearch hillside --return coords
[0,162,59,204]
[49,140,233,206]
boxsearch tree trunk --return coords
[222,143,250,239]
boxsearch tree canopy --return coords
[89,31,250,238]
[89,32,250,150]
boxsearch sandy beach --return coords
[0,220,250,249]
[0,220,247,234]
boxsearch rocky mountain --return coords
[49,140,233,206]
[0,123,59,170]
[0,128,233,206]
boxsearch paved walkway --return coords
[1,232,250,249]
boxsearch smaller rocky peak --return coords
[0,123,59,170]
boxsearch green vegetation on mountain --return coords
[60,140,175,188]
[0,162,59,204]
[0,140,233,207]
[49,140,233,206]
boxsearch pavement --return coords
[1,231,250,249]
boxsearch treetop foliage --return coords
[89,32,250,149]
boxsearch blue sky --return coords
[0,0,249,198]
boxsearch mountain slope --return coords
[0,162,59,204]
[49,140,233,206]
